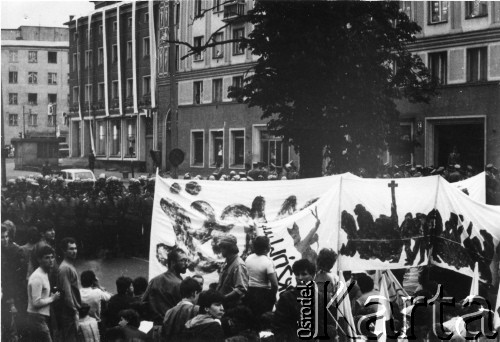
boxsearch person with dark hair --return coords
[103,277,134,329]
[244,236,278,318]
[20,226,40,277]
[132,277,148,299]
[80,270,112,323]
[30,219,57,278]
[77,303,100,342]
[315,248,338,302]
[192,274,204,289]
[273,259,323,342]
[353,273,379,317]
[163,277,202,340]
[215,234,248,310]
[26,245,60,342]
[142,248,189,324]
[224,305,260,342]
[55,237,81,342]
[107,309,149,342]
[183,290,225,342]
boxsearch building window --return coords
[112,81,119,99]
[144,13,149,23]
[143,37,150,57]
[232,28,244,55]
[28,113,38,126]
[110,120,121,156]
[214,0,221,12]
[9,93,18,105]
[193,81,203,104]
[85,50,93,68]
[192,131,204,165]
[8,114,18,126]
[48,115,56,127]
[127,41,133,60]
[72,87,79,103]
[126,119,136,157]
[28,72,38,84]
[428,52,447,85]
[466,1,488,18]
[230,130,245,166]
[28,51,38,63]
[73,53,78,71]
[48,51,57,63]
[113,21,117,32]
[401,1,412,20]
[9,50,18,63]
[28,93,38,105]
[429,1,448,24]
[48,94,57,104]
[112,45,118,62]
[128,17,132,28]
[8,71,17,84]
[98,48,104,65]
[232,75,243,88]
[212,78,223,103]
[98,83,104,101]
[142,76,151,95]
[96,121,107,155]
[210,131,223,167]
[48,72,57,85]
[99,25,103,35]
[194,0,202,16]
[260,131,288,167]
[126,78,133,98]
[193,36,204,61]
[212,32,223,59]
[85,84,93,102]
[467,47,487,82]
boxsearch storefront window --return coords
[126,119,137,157]
[110,120,121,156]
[96,121,107,156]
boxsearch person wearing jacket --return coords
[182,290,225,342]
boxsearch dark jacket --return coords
[182,314,225,342]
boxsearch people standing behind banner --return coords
[244,236,278,320]
[80,270,112,324]
[162,277,202,340]
[142,248,189,325]
[54,237,82,342]
[27,245,60,342]
[103,277,135,330]
[315,248,338,303]
[215,234,249,310]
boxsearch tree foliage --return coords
[227,1,437,177]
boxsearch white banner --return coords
[149,173,500,286]
[453,172,486,204]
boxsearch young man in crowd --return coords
[142,248,189,324]
[55,237,81,342]
[80,270,112,323]
[163,276,202,340]
[215,234,249,310]
[30,220,57,280]
[27,245,60,342]
[103,276,135,329]
[107,309,148,342]
[183,290,226,342]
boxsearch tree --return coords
[175,1,437,178]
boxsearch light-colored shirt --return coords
[27,267,52,316]
[245,253,275,289]
[80,287,112,322]
[78,316,100,342]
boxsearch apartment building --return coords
[1,26,69,146]
[157,0,298,175]
[396,1,500,169]
[66,1,158,171]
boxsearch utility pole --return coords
[1,86,7,186]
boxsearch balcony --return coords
[223,1,246,23]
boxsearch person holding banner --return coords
[215,234,249,310]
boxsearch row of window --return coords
[8,71,58,85]
[73,37,150,71]
[74,13,150,42]
[193,28,245,61]
[428,47,487,85]
[72,76,151,103]
[7,113,56,127]
[8,50,58,64]
[8,93,57,106]
[192,76,243,105]
[94,119,137,157]
[190,129,289,168]
[402,1,489,25]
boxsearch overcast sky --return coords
[1,0,94,29]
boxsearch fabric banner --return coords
[454,172,486,204]
[149,173,500,287]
